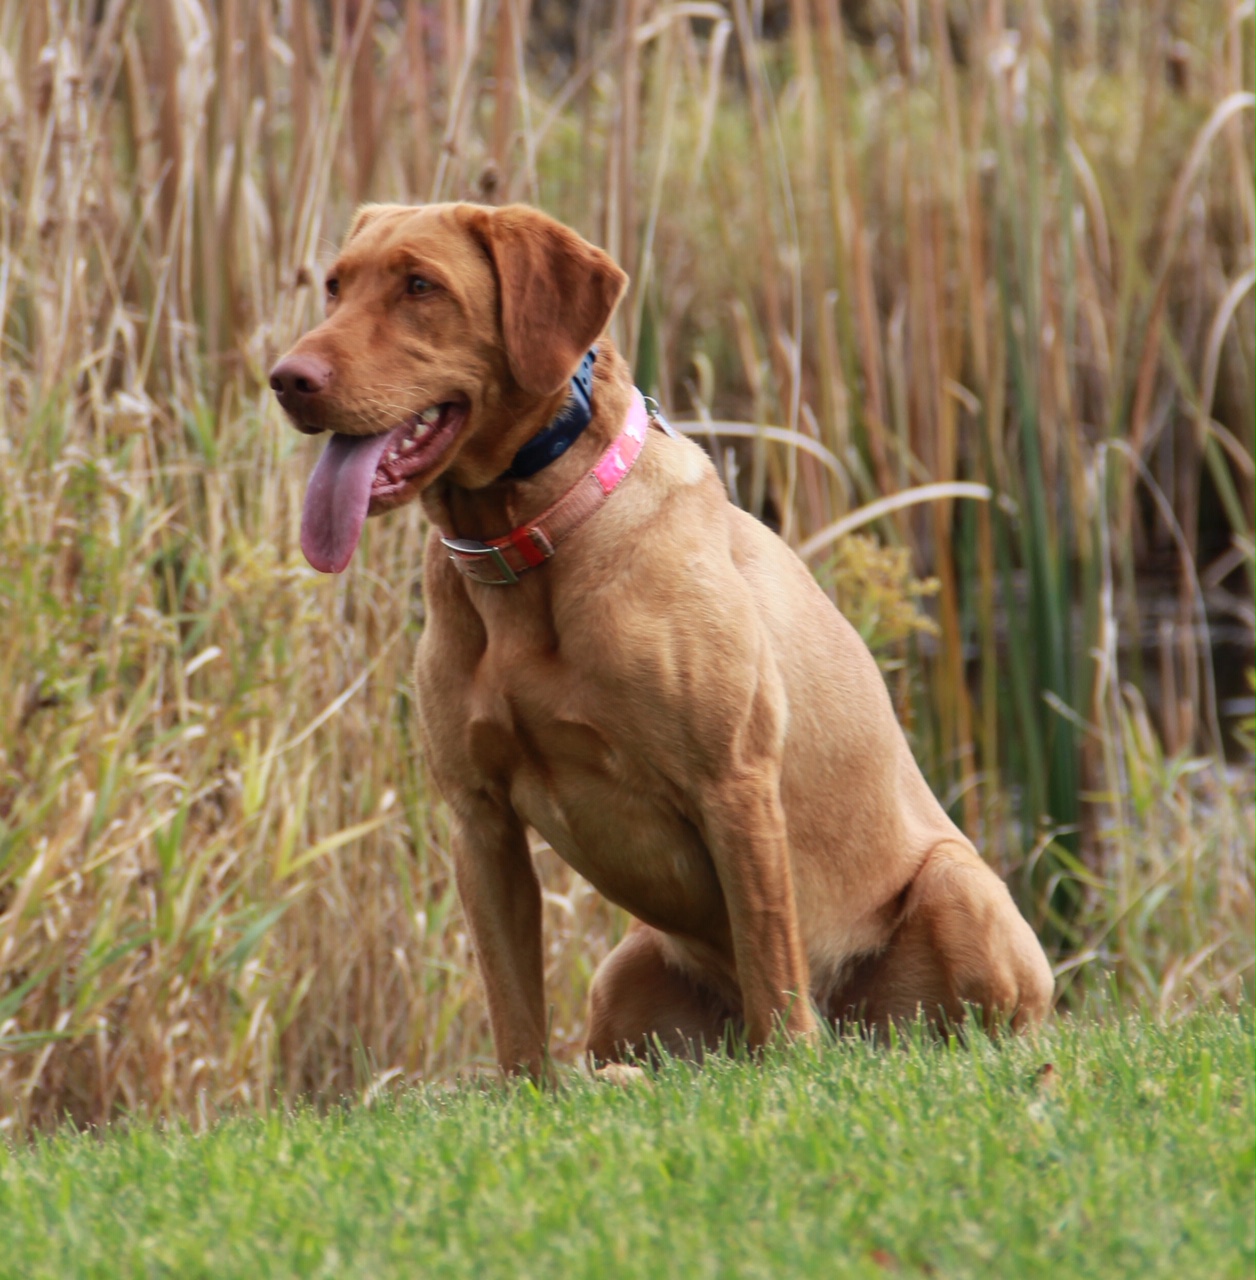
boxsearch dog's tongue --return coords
[301,430,397,573]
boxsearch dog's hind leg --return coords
[585,924,735,1066]
[830,841,1054,1035]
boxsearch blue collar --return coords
[499,348,597,480]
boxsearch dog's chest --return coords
[462,659,623,793]
[457,655,724,927]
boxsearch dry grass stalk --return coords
[0,0,1250,1133]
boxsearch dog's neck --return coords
[421,350,633,544]
[497,348,598,480]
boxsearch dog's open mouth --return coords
[300,401,467,573]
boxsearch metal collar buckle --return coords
[440,537,519,586]
[643,395,681,439]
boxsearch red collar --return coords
[440,389,651,586]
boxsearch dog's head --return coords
[270,203,627,572]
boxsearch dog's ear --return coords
[470,205,628,397]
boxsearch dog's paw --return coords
[594,1062,652,1088]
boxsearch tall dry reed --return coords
[0,0,1251,1132]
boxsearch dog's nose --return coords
[269,354,332,401]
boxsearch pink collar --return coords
[440,389,651,586]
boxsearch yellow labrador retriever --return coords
[270,202,1053,1076]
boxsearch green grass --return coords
[1,1013,1251,1280]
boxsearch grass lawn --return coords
[0,1012,1251,1280]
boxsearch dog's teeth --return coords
[400,437,418,453]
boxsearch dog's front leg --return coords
[449,801,548,1079]
[701,772,817,1049]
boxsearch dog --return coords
[270,202,1054,1077]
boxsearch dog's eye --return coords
[326,277,340,299]
[407,275,433,296]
